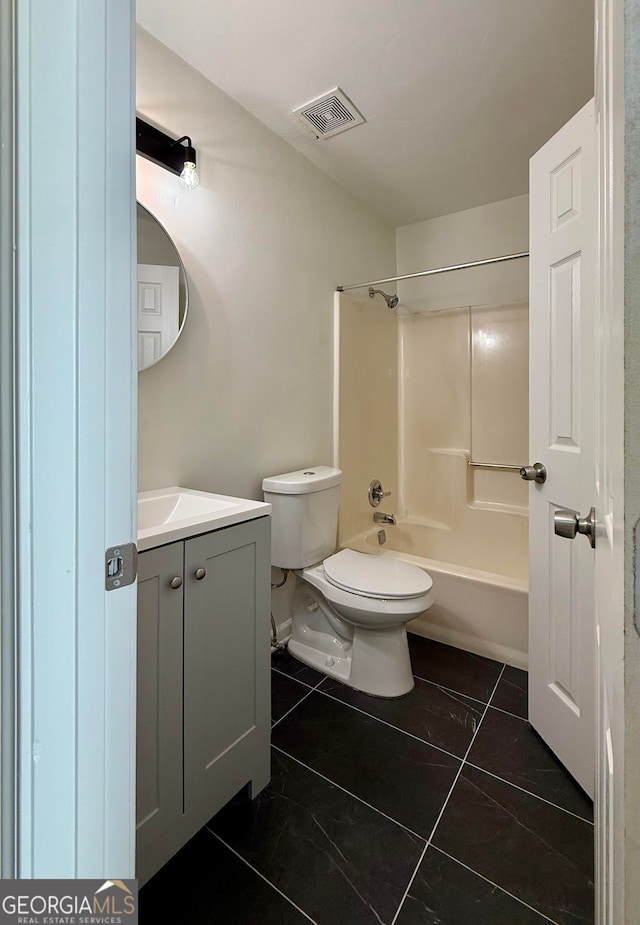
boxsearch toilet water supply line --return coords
[271,568,289,650]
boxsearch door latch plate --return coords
[105,542,138,591]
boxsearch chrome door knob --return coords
[195,567,206,580]
[169,576,183,590]
[519,463,547,484]
[554,507,596,548]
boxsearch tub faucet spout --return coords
[373,512,396,525]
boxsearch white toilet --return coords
[262,466,433,697]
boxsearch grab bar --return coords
[468,460,547,484]
[468,461,522,472]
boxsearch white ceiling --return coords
[136,0,594,228]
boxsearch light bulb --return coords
[180,161,199,189]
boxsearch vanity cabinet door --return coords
[136,542,184,861]
[183,517,271,815]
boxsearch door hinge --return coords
[105,542,138,591]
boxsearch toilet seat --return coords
[302,561,433,628]
[323,548,433,600]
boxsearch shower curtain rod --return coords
[336,251,529,292]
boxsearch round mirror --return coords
[136,202,188,371]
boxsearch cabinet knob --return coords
[195,567,207,581]
[169,576,183,590]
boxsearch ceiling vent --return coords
[292,88,365,140]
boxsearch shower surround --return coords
[337,288,529,667]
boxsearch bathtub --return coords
[345,525,529,669]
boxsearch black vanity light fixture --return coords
[136,117,199,189]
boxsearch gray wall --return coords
[136,28,396,501]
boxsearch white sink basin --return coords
[138,487,271,551]
[138,491,237,531]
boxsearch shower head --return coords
[368,286,399,310]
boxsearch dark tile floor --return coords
[140,634,594,925]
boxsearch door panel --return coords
[549,255,581,449]
[529,99,596,797]
[136,544,184,854]
[183,518,271,813]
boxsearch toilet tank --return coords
[262,466,342,569]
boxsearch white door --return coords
[529,99,596,798]
[137,263,180,369]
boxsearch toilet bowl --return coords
[290,549,433,696]
[262,467,434,697]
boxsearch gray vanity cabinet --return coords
[136,516,271,885]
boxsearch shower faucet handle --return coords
[368,479,391,507]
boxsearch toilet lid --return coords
[323,549,432,600]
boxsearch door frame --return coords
[0,0,18,875]
[617,0,640,919]
[1,0,138,876]
[594,0,625,918]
